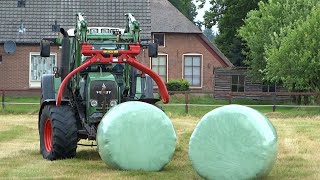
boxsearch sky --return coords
[193,0,219,33]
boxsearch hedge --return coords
[166,79,190,91]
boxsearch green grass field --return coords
[1,113,320,179]
[1,95,320,179]
[0,96,40,114]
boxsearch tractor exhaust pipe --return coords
[60,28,70,81]
[60,28,69,37]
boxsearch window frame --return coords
[149,53,169,83]
[153,33,165,47]
[29,52,57,88]
[231,75,245,92]
[182,53,203,88]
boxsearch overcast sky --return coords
[193,0,219,33]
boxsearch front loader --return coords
[38,13,169,160]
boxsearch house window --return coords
[151,55,167,82]
[29,53,57,88]
[262,83,276,92]
[184,55,202,87]
[153,33,165,47]
[231,75,245,92]
[17,0,26,7]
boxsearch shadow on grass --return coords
[76,149,101,161]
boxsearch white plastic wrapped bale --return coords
[189,105,278,180]
[97,101,176,171]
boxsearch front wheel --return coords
[39,105,78,160]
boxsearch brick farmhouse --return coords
[0,0,233,95]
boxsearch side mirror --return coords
[40,40,51,57]
[148,43,158,58]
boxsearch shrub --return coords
[166,79,190,91]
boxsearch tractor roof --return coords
[67,27,125,37]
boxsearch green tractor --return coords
[38,13,169,160]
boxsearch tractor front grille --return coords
[90,80,117,108]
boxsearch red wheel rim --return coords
[44,118,52,152]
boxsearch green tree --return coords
[265,5,320,92]
[169,0,198,22]
[239,0,318,83]
[197,0,265,66]
[203,28,216,42]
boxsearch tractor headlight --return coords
[90,99,98,107]
[110,99,118,107]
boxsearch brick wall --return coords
[0,33,229,94]
[138,33,229,90]
[0,44,60,90]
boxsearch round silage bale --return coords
[189,105,278,180]
[97,101,176,171]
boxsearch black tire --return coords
[39,105,78,160]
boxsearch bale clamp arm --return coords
[56,43,169,106]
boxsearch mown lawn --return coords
[1,112,320,179]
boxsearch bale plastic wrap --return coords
[97,101,176,171]
[189,105,278,180]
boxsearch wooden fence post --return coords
[185,92,189,114]
[2,91,5,110]
[272,93,276,112]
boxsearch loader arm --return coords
[56,43,169,106]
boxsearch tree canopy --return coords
[239,0,319,91]
[203,28,216,42]
[197,0,265,66]
[168,0,197,22]
[265,4,320,92]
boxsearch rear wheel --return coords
[39,105,78,160]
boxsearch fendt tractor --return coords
[38,13,169,160]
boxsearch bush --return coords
[166,79,190,91]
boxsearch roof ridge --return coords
[150,0,202,33]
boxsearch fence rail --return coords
[1,89,319,113]
[0,89,40,110]
[163,91,320,113]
